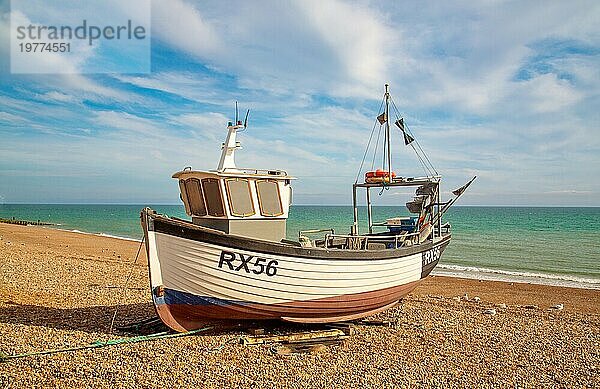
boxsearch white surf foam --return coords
[59,228,142,242]
[433,264,600,290]
[98,232,142,242]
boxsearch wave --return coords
[98,232,142,242]
[60,228,142,242]
[433,264,600,290]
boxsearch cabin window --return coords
[183,178,207,216]
[225,178,255,217]
[178,179,192,215]
[201,178,226,217]
[256,180,283,216]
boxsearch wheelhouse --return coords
[173,120,294,242]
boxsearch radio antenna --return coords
[243,109,250,129]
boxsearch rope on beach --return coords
[208,337,241,353]
[0,326,213,363]
[108,235,145,334]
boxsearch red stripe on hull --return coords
[156,279,421,331]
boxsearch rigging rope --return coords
[407,122,438,176]
[108,235,145,333]
[371,124,383,171]
[356,91,440,183]
[355,98,385,184]
[354,119,379,184]
[410,142,434,177]
[389,97,438,176]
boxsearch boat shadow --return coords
[0,302,157,335]
[0,302,329,336]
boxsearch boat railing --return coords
[323,231,421,250]
[298,228,335,248]
[437,222,451,235]
[299,228,335,239]
[221,167,288,176]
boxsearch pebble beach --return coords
[0,223,598,388]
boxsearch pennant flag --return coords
[377,112,387,124]
[394,118,404,131]
[452,176,477,197]
[403,131,415,145]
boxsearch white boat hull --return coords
[141,209,449,331]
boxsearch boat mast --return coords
[385,83,392,178]
[217,120,244,172]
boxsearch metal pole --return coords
[366,187,373,234]
[352,184,359,236]
[437,182,441,238]
[385,84,392,178]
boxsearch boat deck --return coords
[307,228,451,251]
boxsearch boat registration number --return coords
[218,250,279,277]
[422,247,441,267]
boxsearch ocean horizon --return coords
[1,204,599,290]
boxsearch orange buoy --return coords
[365,170,396,183]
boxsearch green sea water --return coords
[1,204,599,289]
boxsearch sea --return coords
[1,204,599,290]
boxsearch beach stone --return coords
[2,222,600,388]
[483,309,496,315]
[551,304,564,310]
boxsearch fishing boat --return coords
[141,85,474,331]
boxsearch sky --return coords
[0,0,599,206]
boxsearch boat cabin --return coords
[173,121,294,242]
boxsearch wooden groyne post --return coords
[0,217,55,226]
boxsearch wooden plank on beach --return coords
[240,328,348,346]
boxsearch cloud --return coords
[114,72,225,104]
[294,0,392,96]
[378,2,600,116]
[0,111,28,123]
[513,73,583,113]
[168,111,229,141]
[38,91,77,103]
[94,110,172,141]
[152,0,221,58]
[150,0,394,98]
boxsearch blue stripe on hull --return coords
[160,288,240,307]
